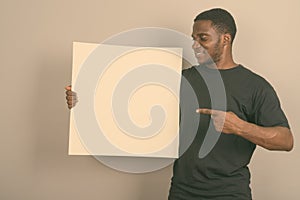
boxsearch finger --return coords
[67,101,78,109]
[65,85,72,91]
[65,90,76,96]
[196,108,213,115]
[67,99,78,105]
[66,90,77,99]
[67,100,73,105]
[66,96,77,100]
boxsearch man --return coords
[66,8,293,200]
[168,8,293,200]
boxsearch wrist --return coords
[235,119,251,136]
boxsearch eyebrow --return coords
[191,33,209,38]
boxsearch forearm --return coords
[198,109,294,151]
[235,121,294,151]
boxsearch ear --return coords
[223,33,232,46]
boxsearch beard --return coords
[200,37,223,68]
[211,37,222,64]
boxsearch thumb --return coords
[65,85,72,91]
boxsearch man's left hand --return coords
[196,108,243,134]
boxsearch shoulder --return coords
[238,66,281,107]
[182,66,198,79]
[238,65,274,89]
[182,65,196,74]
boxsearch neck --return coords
[216,58,238,70]
[204,58,237,70]
[210,46,238,70]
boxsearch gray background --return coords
[1,0,299,199]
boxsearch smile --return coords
[195,52,205,57]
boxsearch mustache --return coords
[193,48,207,54]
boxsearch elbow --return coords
[281,128,294,152]
[284,145,293,152]
[282,131,294,152]
[285,136,294,152]
[265,132,294,152]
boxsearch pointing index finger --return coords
[196,108,213,115]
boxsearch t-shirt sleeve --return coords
[252,81,290,128]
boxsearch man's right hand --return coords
[65,85,78,109]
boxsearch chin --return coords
[196,57,203,63]
[197,58,208,65]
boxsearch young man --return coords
[168,8,293,200]
[66,8,293,200]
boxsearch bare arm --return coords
[236,121,293,151]
[197,109,294,151]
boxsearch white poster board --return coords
[69,42,182,158]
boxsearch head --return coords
[192,8,237,66]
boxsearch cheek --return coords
[199,42,209,50]
[204,47,214,57]
[199,41,214,52]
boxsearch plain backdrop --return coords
[1,0,299,199]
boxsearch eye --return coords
[200,35,208,41]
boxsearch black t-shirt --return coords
[168,65,289,200]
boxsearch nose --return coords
[192,40,201,50]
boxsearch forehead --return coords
[192,20,216,35]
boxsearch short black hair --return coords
[194,8,237,43]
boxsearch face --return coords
[192,20,223,66]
